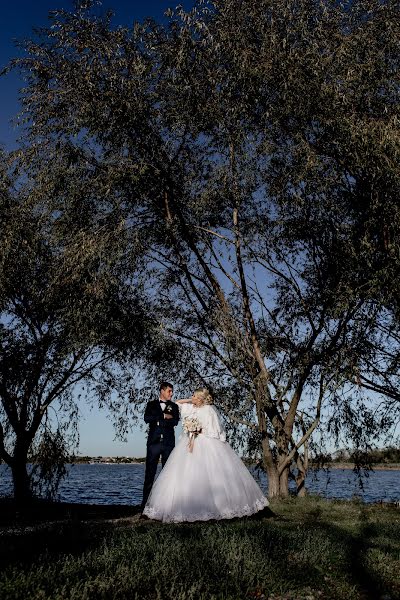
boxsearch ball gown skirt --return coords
[142,432,269,523]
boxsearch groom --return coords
[141,381,180,511]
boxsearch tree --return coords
[0,148,150,501]
[5,0,399,497]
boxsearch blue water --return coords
[0,464,398,505]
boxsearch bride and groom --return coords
[140,382,269,522]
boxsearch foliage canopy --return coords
[3,0,399,497]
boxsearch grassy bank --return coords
[0,497,398,600]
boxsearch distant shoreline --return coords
[68,461,145,465]
[67,460,400,470]
[323,462,400,470]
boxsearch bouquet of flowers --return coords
[183,416,202,453]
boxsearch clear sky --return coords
[0,0,190,456]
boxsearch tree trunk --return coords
[254,378,291,499]
[295,454,308,497]
[266,465,280,498]
[11,448,32,504]
[264,462,291,498]
[295,442,309,497]
[296,469,307,497]
[279,465,290,497]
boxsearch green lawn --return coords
[0,496,399,600]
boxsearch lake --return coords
[0,463,398,504]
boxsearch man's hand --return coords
[164,413,173,420]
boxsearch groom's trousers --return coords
[141,441,174,509]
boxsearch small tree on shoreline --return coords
[0,149,150,502]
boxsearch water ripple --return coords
[0,464,398,505]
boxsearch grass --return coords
[0,496,399,600]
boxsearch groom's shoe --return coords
[139,512,149,520]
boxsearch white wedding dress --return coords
[143,403,269,522]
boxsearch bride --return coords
[142,388,269,522]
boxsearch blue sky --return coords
[1,0,190,456]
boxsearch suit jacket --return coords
[144,399,180,447]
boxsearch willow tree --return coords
[0,147,151,501]
[6,0,399,497]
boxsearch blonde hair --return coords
[193,387,213,405]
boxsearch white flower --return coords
[183,416,202,453]
[183,416,201,434]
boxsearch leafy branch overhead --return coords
[2,0,399,498]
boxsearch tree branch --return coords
[278,375,324,475]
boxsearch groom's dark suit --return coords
[141,399,180,509]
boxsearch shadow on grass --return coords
[0,498,141,526]
[328,507,400,600]
[266,503,400,600]
[0,498,141,570]
[163,502,399,599]
[1,499,398,600]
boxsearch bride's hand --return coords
[176,398,192,404]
